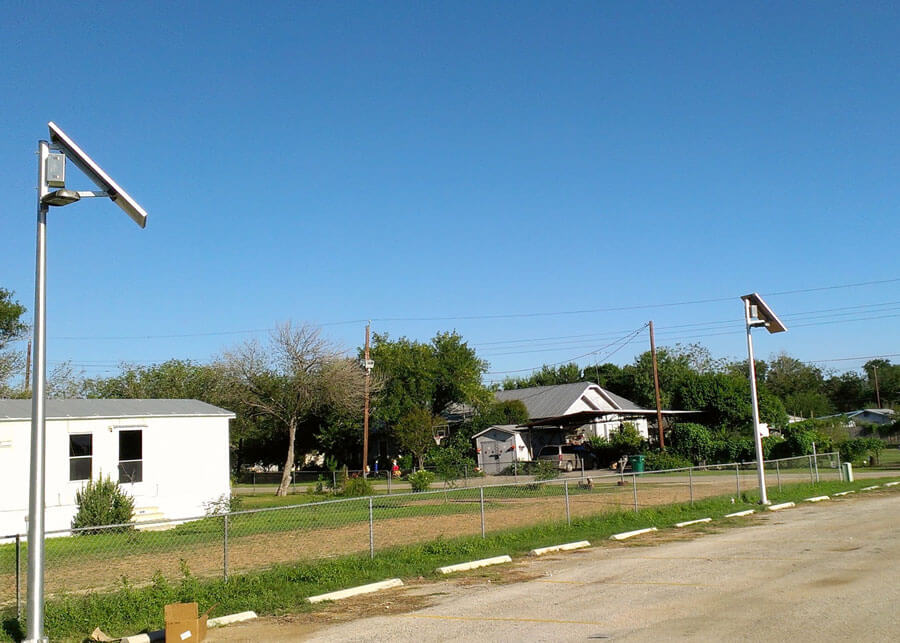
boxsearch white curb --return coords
[804,496,829,503]
[861,485,880,491]
[725,509,755,518]
[308,578,404,603]
[610,527,658,541]
[208,611,258,627]
[530,541,591,556]
[767,502,795,511]
[674,518,712,528]
[833,491,854,496]
[437,555,512,574]
[884,482,899,487]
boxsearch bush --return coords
[669,423,714,463]
[532,459,560,480]
[407,469,435,492]
[72,476,135,533]
[202,493,243,516]
[643,451,692,471]
[342,476,374,497]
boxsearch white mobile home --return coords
[0,399,234,537]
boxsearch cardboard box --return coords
[164,602,214,643]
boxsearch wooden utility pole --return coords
[24,339,32,392]
[873,365,881,408]
[649,321,665,449]
[362,322,372,476]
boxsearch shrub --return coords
[643,451,691,471]
[342,476,374,497]
[406,469,435,492]
[532,459,560,480]
[72,476,135,533]
[202,493,243,516]
[669,423,714,463]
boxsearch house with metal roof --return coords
[0,399,234,538]
[494,382,652,440]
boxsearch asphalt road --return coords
[212,490,900,642]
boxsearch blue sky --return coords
[1,1,898,385]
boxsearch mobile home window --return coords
[118,430,143,483]
[69,434,92,481]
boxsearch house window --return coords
[118,430,143,483]
[69,434,92,481]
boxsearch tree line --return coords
[1,287,897,488]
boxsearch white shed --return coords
[0,399,234,537]
[473,424,531,475]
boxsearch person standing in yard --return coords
[392,459,400,478]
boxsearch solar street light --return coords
[25,123,148,643]
[741,292,787,506]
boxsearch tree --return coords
[394,407,440,470]
[864,359,898,408]
[82,359,222,400]
[368,330,488,427]
[0,288,27,394]
[219,323,367,495]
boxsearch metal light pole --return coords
[741,293,787,507]
[24,123,148,643]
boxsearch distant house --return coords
[494,382,652,440]
[0,399,234,537]
[815,408,896,433]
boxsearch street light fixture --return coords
[741,292,787,506]
[25,123,148,643]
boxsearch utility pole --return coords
[873,365,881,408]
[362,322,373,477]
[649,321,665,449]
[25,339,32,392]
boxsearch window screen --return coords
[118,430,143,483]
[69,434,92,481]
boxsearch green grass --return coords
[3,475,898,642]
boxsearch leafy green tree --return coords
[501,363,583,390]
[669,422,715,463]
[0,288,27,393]
[864,359,898,408]
[825,372,868,412]
[394,407,441,470]
[368,330,489,426]
[764,353,833,417]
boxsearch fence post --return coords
[514,459,518,482]
[333,471,337,494]
[252,471,256,493]
[689,466,694,506]
[16,534,21,620]
[776,460,782,491]
[808,455,815,484]
[464,463,468,487]
[223,514,229,581]
[387,470,391,494]
[812,443,820,483]
[837,454,843,482]
[480,487,486,538]
[632,474,638,512]
[565,480,571,526]
[735,463,741,498]
[369,498,375,560]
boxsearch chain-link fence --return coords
[0,452,850,616]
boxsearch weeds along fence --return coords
[0,452,842,616]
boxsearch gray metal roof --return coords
[0,399,235,421]
[495,382,640,419]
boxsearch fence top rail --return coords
[3,451,842,540]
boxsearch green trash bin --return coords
[631,454,645,475]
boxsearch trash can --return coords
[631,455,645,475]
[841,462,853,483]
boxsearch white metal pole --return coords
[745,299,769,505]
[25,140,50,643]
